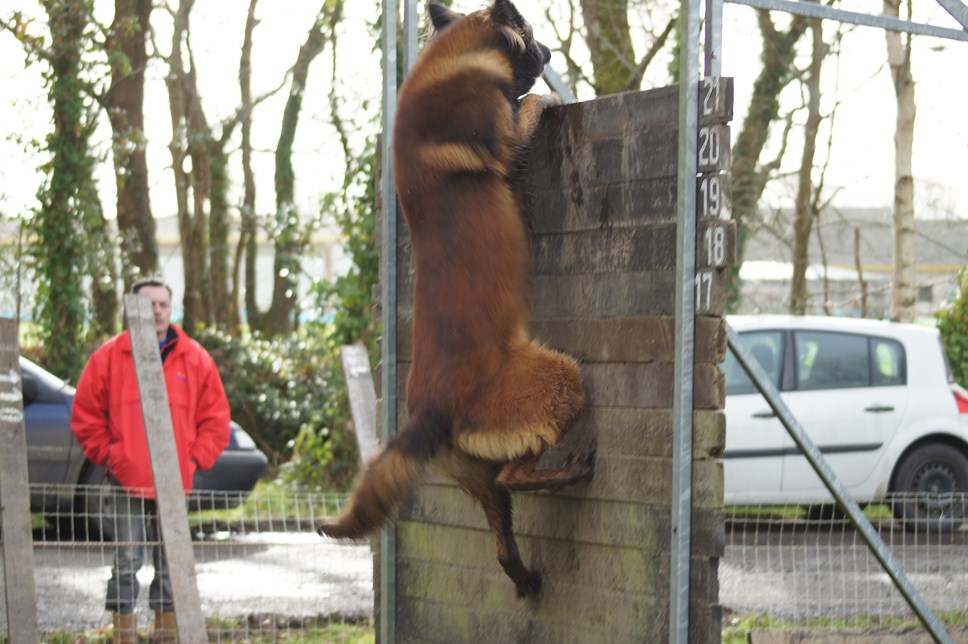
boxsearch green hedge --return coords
[195,327,360,491]
[937,267,968,388]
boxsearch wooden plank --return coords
[393,360,724,411]
[527,223,735,274]
[399,489,724,556]
[391,405,724,462]
[395,316,725,364]
[548,407,726,461]
[411,451,721,510]
[396,559,666,642]
[531,271,729,318]
[394,270,729,319]
[527,316,726,364]
[0,318,38,643]
[340,345,379,463]
[124,295,206,644]
[527,178,680,233]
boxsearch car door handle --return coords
[864,404,895,413]
[752,410,776,419]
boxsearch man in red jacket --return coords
[71,277,230,643]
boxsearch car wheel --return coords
[891,443,968,534]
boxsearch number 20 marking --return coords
[698,126,720,168]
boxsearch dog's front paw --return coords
[515,569,543,599]
[539,92,563,109]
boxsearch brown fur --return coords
[317,0,595,598]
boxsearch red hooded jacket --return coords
[70,324,231,498]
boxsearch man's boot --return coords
[112,612,138,644]
[153,609,178,643]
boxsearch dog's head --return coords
[428,0,551,99]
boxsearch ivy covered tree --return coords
[7,1,118,379]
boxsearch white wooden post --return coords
[0,318,39,643]
[124,295,206,643]
[340,345,379,463]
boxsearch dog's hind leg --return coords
[435,450,541,597]
[480,486,541,597]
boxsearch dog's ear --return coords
[428,3,461,32]
[490,0,523,28]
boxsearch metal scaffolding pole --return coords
[670,0,702,639]
[379,0,398,641]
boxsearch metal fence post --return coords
[671,0,702,640]
[379,0,399,641]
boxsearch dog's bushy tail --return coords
[317,409,448,540]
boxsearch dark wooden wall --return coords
[380,84,734,643]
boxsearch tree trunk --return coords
[727,11,808,309]
[165,0,213,332]
[264,5,335,335]
[240,0,261,333]
[789,19,825,315]
[208,133,234,329]
[105,0,157,287]
[578,0,636,94]
[885,0,917,322]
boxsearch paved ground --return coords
[721,519,968,622]
[1,532,372,634]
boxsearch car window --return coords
[795,331,870,390]
[724,330,783,395]
[870,337,905,386]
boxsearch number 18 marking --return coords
[704,226,726,267]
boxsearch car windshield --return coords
[20,357,75,395]
[724,330,783,395]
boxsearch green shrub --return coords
[937,267,968,388]
[194,327,359,491]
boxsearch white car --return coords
[722,315,968,531]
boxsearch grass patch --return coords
[187,480,348,533]
[28,619,374,643]
[722,610,968,641]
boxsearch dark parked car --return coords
[20,356,268,521]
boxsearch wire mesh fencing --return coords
[721,495,968,635]
[4,483,373,642]
[8,485,968,640]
